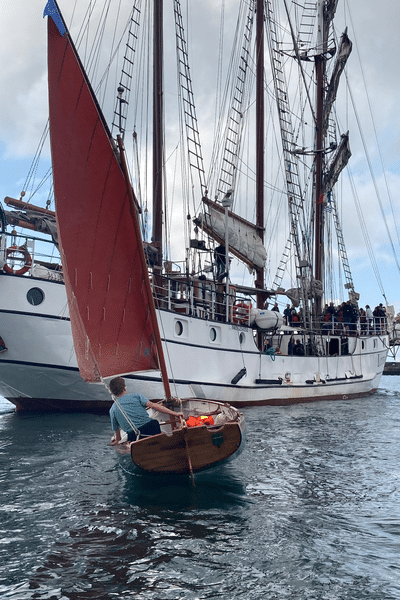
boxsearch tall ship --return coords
[0,0,392,412]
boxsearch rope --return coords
[111,393,141,440]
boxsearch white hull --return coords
[0,273,388,411]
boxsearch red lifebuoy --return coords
[232,301,252,324]
[3,246,32,276]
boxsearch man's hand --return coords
[110,431,121,445]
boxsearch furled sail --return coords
[322,30,352,138]
[324,0,339,29]
[45,2,159,381]
[195,198,267,270]
[323,132,351,192]
[4,197,58,243]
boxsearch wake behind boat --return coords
[0,0,397,413]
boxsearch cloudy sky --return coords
[0,0,399,313]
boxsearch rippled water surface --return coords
[1,377,399,599]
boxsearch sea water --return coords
[0,377,399,599]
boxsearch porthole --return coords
[175,320,183,336]
[210,327,217,342]
[239,332,245,345]
[27,287,45,306]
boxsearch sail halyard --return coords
[46,3,163,384]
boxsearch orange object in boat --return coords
[186,415,214,427]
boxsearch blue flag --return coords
[43,0,66,36]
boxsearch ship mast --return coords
[153,0,164,272]
[313,0,326,318]
[255,0,265,307]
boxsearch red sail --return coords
[47,16,159,381]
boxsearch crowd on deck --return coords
[262,300,387,358]
[320,301,387,334]
[272,301,387,334]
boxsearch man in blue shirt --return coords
[109,377,183,444]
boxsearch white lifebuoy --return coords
[3,246,32,276]
[232,301,252,324]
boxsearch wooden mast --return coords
[153,0,164,272]
[255,0,265,312]
[117,136,172,401]
[314,0,326,319]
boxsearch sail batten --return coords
[47,15,159,382]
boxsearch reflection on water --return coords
[120,465,248,511]
[1,378,400,599]
[27,469,249,599]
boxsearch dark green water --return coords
[1,377,399,599]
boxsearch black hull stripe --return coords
[1,358,377,391]
[0,308,70,321]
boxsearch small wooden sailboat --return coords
[116,398,244,475]
[44,0,245,475]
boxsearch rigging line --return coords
[233,153,288,197]
[348,167,386,297]
[174,0,207,201]
[175,76,191,251]
[214,0,226,149]
[110,391,140,438]
[79,0,97,67]
[85,1,110,81]
[265,2,311,280]
[207,0,252,196]
[161,141,180,258]
[377,332,392,351]
[23,122,50,195]
[104,0,124,98]
[282,0,317,126]
[29,170,53,201]
[132,132,143,217]
[346,7,400,252]
[70,0,78,31]
[344,70,400,275]
[68,0,106,86]
[213,0,255,200]
[129,4,151,223]
[67,0,90,44]
[154,307,180,400]
[210,0,241,158]
[75,0,122,106]
[95,7,132,104]
[88,0,125,108]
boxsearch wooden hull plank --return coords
[130,423,242,474]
